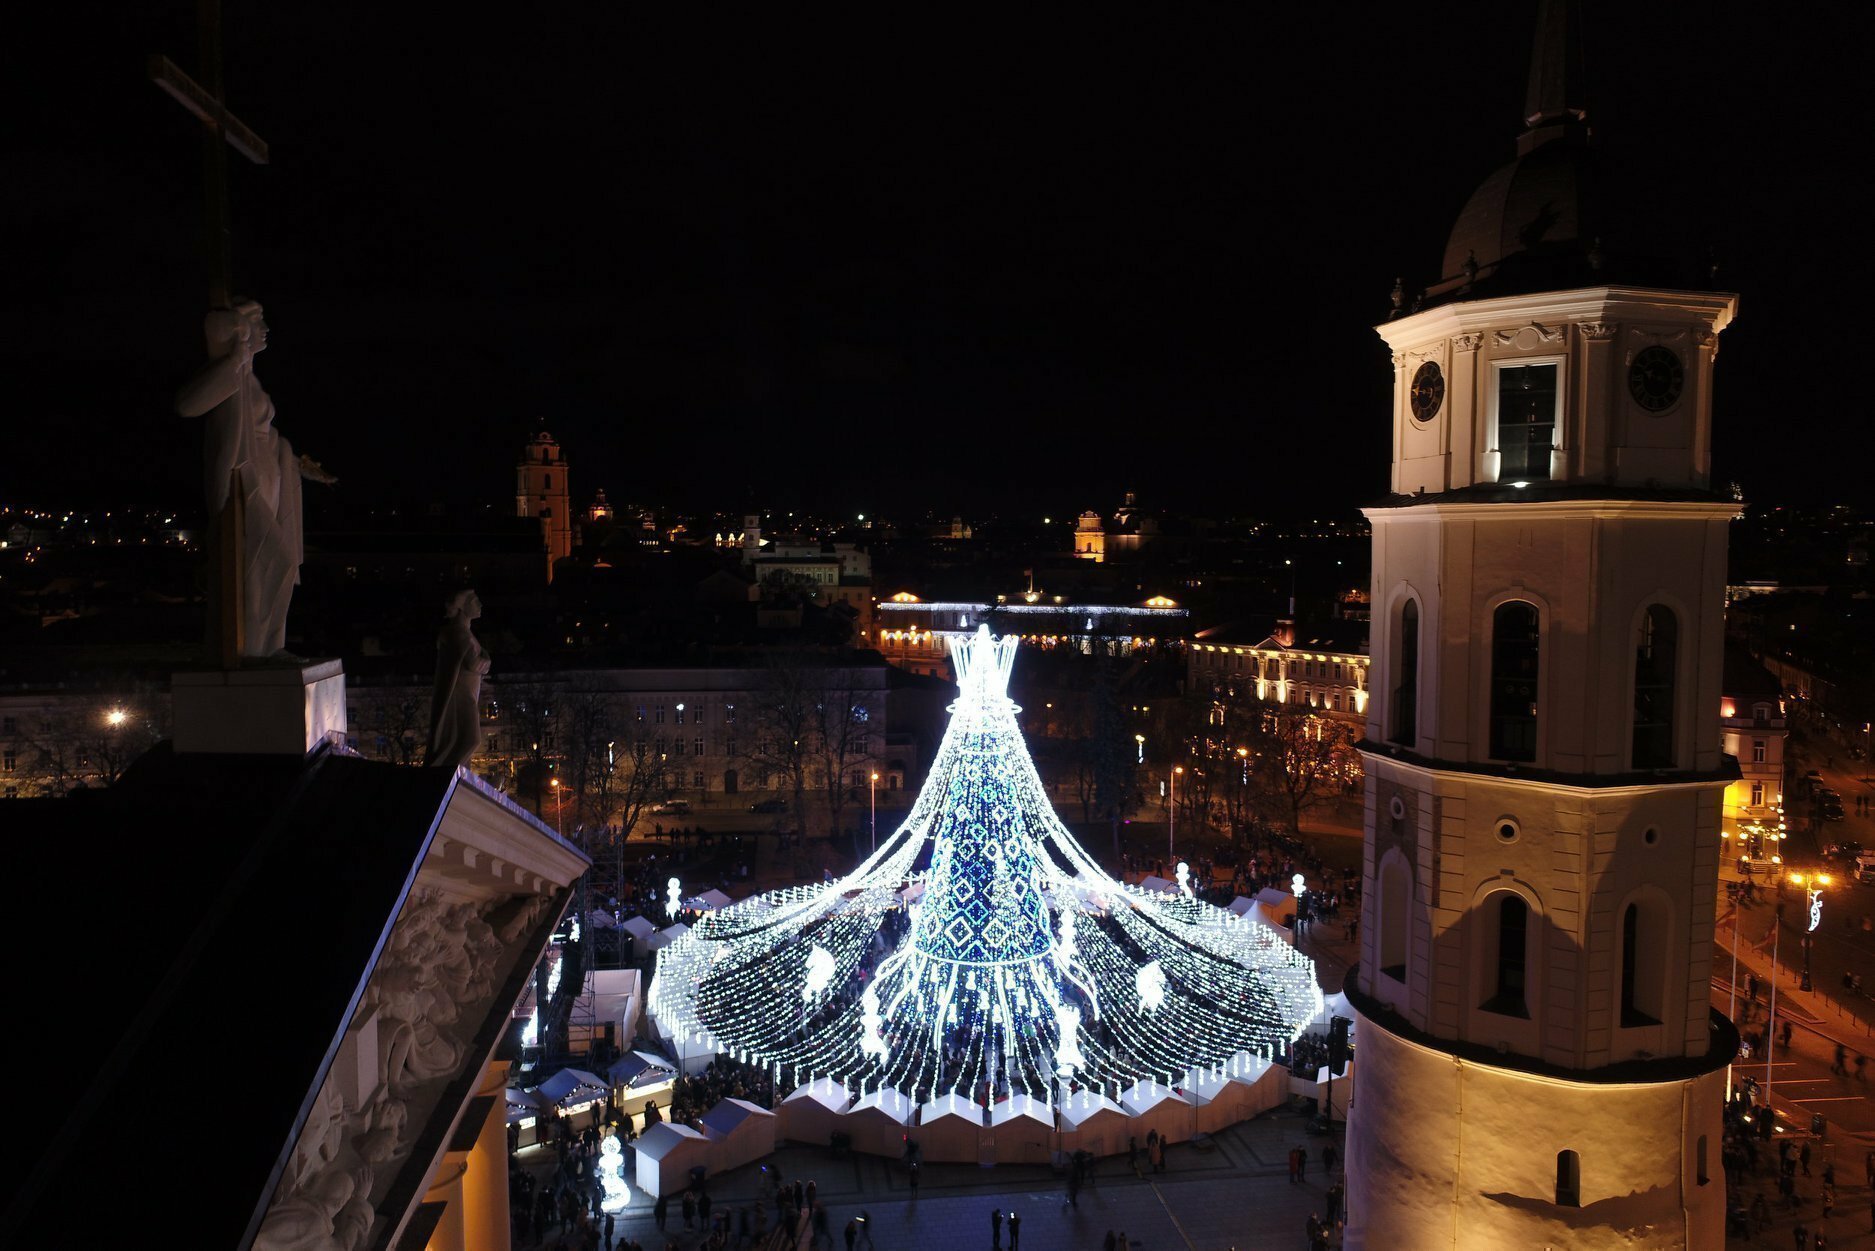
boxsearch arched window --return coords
[1555,1150,1581,1207]
[1620,900,1665,1027]
[1390,599,1419,747]
[1379,858,1409,984]
[1490,602,1540,762]
[1482,892,1529,1017]
[1632,605,1678,768]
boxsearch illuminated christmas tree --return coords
[651,626,1320,1104]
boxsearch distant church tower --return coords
[1343,5,1740,1247]
[516,428,573,580]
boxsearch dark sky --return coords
[2,6,1861,521]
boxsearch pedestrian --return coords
[1801,1140,1813,1177]
[603,1211,615,1250]
[844,1217,859,1251]
[1297,1145,1309,1181]
[1781,1019,1794,1052]
[991,1206,1003,1249]
[1823,1182,1835,1220]
[1150,1134,1165,1174]
[1009,1210,1021,1250]
[683,1189,696,1230]
[654,1194,668,1232]
[1103,1232,1117,1251]
[1792,1218,1808,1250]
[908,1160,920,1197]
[1288,1147,1300,1183]
[698,1188,713,1230]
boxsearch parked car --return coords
[1824,841,1865,863]
[650,798,690,815]
[1823,800,1847,822]
[750,798,787,814]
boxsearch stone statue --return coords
[175,300,336,659]
[426,589,490,770]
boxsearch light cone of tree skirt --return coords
[649,626,1321,1103]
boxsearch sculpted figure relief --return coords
[426,589,490,770]
[176,300,336,659]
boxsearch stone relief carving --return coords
[255,889,552,1251]
[1451,332,1483,353]
[1492,322,1564,350]
[1575,321,1616,341]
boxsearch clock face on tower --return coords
[1628,346,1685,412]
[1409,361,1444,422]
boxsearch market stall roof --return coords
[536,1068,609,1107]
[685,888,735,910]
[621,915,658,939]
[699,1097,775,1139]
[782,1076,851,1112]
[635,1121,708,1160]
[645,922,690,951]
[989,1093,1053,1128]
[1138,875,1177,894]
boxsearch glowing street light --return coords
[106,708,127,727]
[1135,733,1146,764]
[1170,765,1184,861]
[549,777,565,840]
[870,771,880,853]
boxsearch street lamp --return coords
[870,771,879,853]
[1170,766,1184,862]
[1801,874,1827,991]
[549,777,565,840]
[1135,733,1145,764]
[105,708,127,727]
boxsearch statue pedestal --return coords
[172,659,348,756]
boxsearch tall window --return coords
[1498,364,1557,480]
[1751,739,1766,763]
[1750,781,1764,806]
[1379,858,1409,984]
[1621,901,1663,1027]
[1490,602,1540,762]
[1632,605,1678,769]
[1391,599,1419,747]
[1483,893,1529,1017]
[1555,1150,1581,1207]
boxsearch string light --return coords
[650,626,1320,1106]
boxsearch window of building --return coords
[1750,781,1764,807]
[2,716,15,734]
[3,786,14,799]
[1555,1150,1581,1207]
[1632,605,1678,769]
[694,736,704,756]
[693,771,704,788]
[543,473,551,489]
[1752,738,1766,763]
[1391,599,1419,748]
[1379,858,1409,984]
[655,704,665,724]
[725,703,736,725]
[635,705,646,723]
[1,749,13,772]
[675,706,685,725]
[1497,363,1557,481]
[1482,892,1529,1017]
[486,733,499,753]
[726,736,736,757]
[1490,602,1540,762]
[1620,902,1663,1027]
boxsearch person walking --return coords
[991,1206,1004,1249]
[1009,1210,1021,1250]
[1288,1146,1301,1183]
[698,1188,713,1231]
[653,1194,668,1233]
[908,1160,920,1198]
[682,1189,697,1230]
[1297,1145,1309,1182]
[1801,1140,1813,1177]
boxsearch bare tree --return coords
[1252,700,1357,833]
[497,680,558,816]
[807,666,881,845]
[351,684,430,766]
[19,689,166,794]
[736,656,818,833]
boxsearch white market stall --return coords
[842,1087,916,1158]
[633,1122,712,1198]
[621,914,659,959]
[916,1092,985,1163]
[988,1094,1055,1164]
[1118,1079,1190,1146]
[645,922,690,954]
[777,1077,851,1146]
[699,1097,778,1173]
[505,1087,544,1147]
[1054,1090,1130,1157]
[535,1068,611,1129]
[685,888,736,911]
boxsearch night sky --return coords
[3,6,1860,521]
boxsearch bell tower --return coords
[1342,5,1740,1246]
[515,427,573,580]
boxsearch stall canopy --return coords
[536,1068,610,1111]
[1137,875,1177,895]
[504,1088,540,1125]
[633,1122,712,1198]
[608,1050,677,1089]
[777,1077,850,1146]
[1227,896,1257,918]
[644,922,690,952]
[685,888,735,911]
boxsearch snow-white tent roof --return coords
[989,1093,1053,1128]
[536,1068,609,1108]
[783,1076,851,1113]
[1118,1078,1181,1114]
[919,1092,981,1125]
[1138,875,1177,895]
[635,1121,708,1160]
[699,1097,775,1139]
[645,922,690,951]
[621,915,658,939]
[1227,895,1257,917]
[1055,1090,1126,1129]
[850,1087,916,1124]
[686,888,735,910]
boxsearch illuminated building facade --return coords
[875,593,1188,679]
[1188,619,1370,724]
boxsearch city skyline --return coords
[4,6,1859,518]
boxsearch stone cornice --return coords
[1375,285,1739,352]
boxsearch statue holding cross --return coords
[153,5,335,663]
[176,301,336,660]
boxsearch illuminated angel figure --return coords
[649,626,1321,1107]
[666,877,682,920]
[1176,861,1194,898]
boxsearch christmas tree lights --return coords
[649,626,1320,1107]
